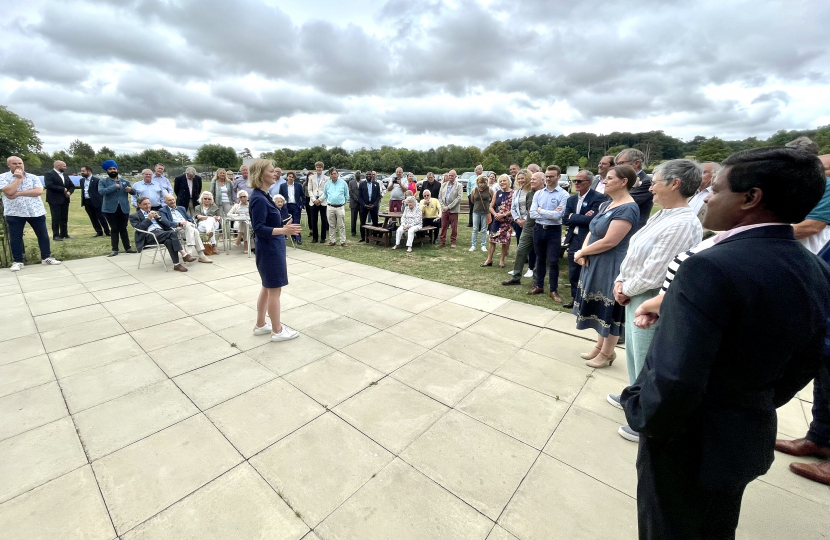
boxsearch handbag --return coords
[476,189,492,225]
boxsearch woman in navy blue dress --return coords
[248,159,303,342]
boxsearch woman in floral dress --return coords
[482,175,514,268]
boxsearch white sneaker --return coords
[253,322,272,336]
[271,324,299,342]
[507,270,515,276]
[468,245,476,252]
[10,262,24,272]
[41,257,62,265]
[481,245,487,252]
[524,269,533,278]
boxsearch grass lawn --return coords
[18,192,662,313]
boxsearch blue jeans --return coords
[471,212,489,247]
[6,215,52,263]
[532,224,561,291]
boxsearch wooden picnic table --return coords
[378,212,402,228]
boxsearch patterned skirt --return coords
[572,250,625,337]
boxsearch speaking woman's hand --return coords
[276,223,302,236]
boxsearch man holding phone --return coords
[0,156,61,271]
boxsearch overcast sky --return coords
[3,0,828,156]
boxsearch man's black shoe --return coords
[92,233,104,237]
[563,302,574,309]
[53,237,63,241]
[108,251,118,257]
[125,248,137,254]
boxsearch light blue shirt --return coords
[132,181,164,207]
[529,185,569,225]
[170,208,186,224]
[268,178,287,198]
[323,178,349,206]
[141,210,162,232]
[153,175,173,195]
[367,182,372,200]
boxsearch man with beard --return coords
[43,160,75,240]
[98,159,136,256]
[78,165,110,237]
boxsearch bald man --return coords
[43,160,75,240]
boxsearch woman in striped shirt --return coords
[609,159,703,443]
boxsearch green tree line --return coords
[2,105,828,176]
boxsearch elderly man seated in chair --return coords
[130,197,196,272]
[159,193,212,263]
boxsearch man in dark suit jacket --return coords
[278,173,305,245]
[348,172,361,236]
[174,167,202,213]
[357,171,382,242]
[43,160,75,240]
[129,197,194,272]
[621,147,830,540]
[615,149,653,230]
[78,166,110,237]
[561,170,603,308]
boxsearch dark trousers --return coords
[349,204,359,235]
[359,205,379,241]
[285,203,302,242]
[104,207,131,252]
[637,437,746,540]
[807,367,830,447]
[144,230,182,264]
[567,250,582,300]
[307,204,328,242]
[422,217,439,241]
[48,201,70,238]
[533,224,562,291]
[6,215,51,263]
[468,194,474,226]
[83,203,110,235]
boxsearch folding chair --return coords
[135,229,169,271]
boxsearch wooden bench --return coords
[363,225,391,246]
[412,226,437,246]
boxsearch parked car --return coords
[457,171,476,192]
[558,175,571,192]
[340,173,356,183]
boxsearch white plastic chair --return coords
[135,229,168,271]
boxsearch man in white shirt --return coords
[159,194,212,263]
[0,156,61,271]
[593,155,615,196]
[688,161,720,218]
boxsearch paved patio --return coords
[0,248,827,540]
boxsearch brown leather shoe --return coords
[527,285,544,295]
[775,437,830,458]
[789,461,830,485]
[173,263,188,272]
[182,254,197,263]
[550,291,563,303]
[502,279,521,286]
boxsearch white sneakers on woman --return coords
[253,323,272,336]
[271,324,299,342]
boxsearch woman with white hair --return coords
[392,196,423,252]
[194,191,221,255]
[228,190,251,253]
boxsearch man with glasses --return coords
[615,148,652,230]
[529,165,569,302]
[562,170,604,308]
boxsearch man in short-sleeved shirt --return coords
[794,155,830,253]
[0,156,60,270]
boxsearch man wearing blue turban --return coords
[97,159,136,256]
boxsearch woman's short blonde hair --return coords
[247,159,275,190]
[497,174,511,186]
[475,175,488,188]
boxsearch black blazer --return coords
[79,176,103,209]
[129,209,174,252]
[174,174,202,208]
[278,182,305,208]
[621,225,830,490]
[358,180,382,207]
[629,169,653,230]
[43,170,75,205]
[562,189,603,250]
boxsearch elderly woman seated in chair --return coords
[194,191,221,255]
[392,196,423,253]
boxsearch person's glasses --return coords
[574,180,589,184]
